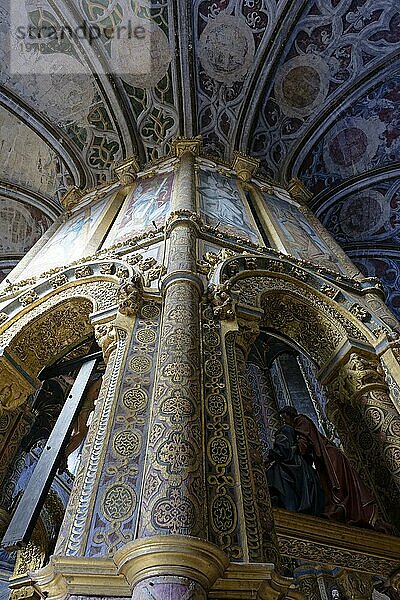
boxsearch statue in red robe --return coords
[280,407,378,528]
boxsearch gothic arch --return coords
[215,257,400,527]
[0,259,130,413]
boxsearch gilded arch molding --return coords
[0,261,130,412]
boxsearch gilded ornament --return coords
[136,328,157,345]
[95,323,117,363]
[101,484,137,522]
[113,429,142,458]
[210,285,235,321]
[74,265,93,278]
[232,152,259,181]
[114,156,140,184]
[19,290,39,306]
[350,303,370,322]
[321,284,339,299]
[50,273,68,288]
[130,354,152,374]
[123,388,148,412]
[99,263,115,275]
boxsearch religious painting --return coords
[104,173,174,247]
[198,169,259,244]
[263,193,344,273]
[15,195,109,280]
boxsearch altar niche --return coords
[247,333,392,534]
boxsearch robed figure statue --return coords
[292,409,378,528]
[267,406,385,530]
[265,408,325,515]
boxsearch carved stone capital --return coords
[60,186,85,210]
[172,137,203,157]
[287,178,313,205]
[0,358,35,412]
[114,156,140,184]
[114,535,229,590]
[210,285,236,321]
[326,351,386,403]
[94,323,117,363]
[231,151,259,181]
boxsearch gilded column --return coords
[325,351,400,528]
[132,141,216,599]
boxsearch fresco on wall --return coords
[263,193,343,272]
[16,196,108,281]
[104,173,174,247]
[198,168,259,244]
[0,198,52,257]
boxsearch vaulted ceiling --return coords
[1,0,399,314]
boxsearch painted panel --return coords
[263,193,343,272]
[198,168,259,243]
[104,173,174,247]
[16,196,109,280]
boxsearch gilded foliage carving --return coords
[278,537,398,575]
[11,299,93,375]
[260,292,342,365]
[57,327,128,557]
[116,272,143,316]
[326,352,400,527]
[231,275,367,345]
[209,285,235,321]
[1,281,118,349]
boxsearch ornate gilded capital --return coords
[287,177,313,205]
[0,358,35,412]
[232,151,260,181]
[114,535,229,590]
[94,323,118,363]
[60,186,85,210]
[172,137,203,157]
[114,156,140,184]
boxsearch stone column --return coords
[325,351,400,528]
[224,318,280,566]
[133,142,211,598]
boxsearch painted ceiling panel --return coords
[299,75,400,195]
[0,105,61,198]
[247,0,400,179]
[317,178,400,245]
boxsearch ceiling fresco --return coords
[0,0,400,314]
